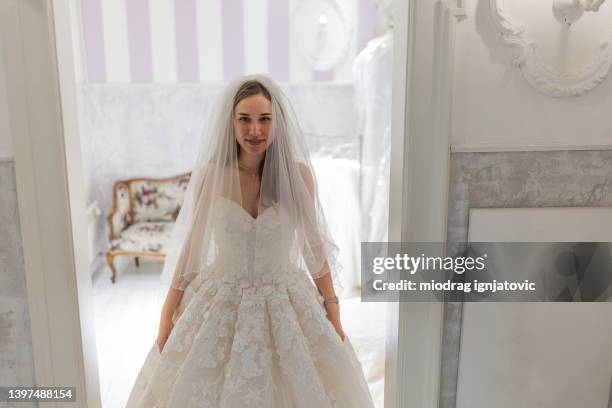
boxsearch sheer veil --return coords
[160,74,342,294]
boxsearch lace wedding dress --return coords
[126,197,375,408]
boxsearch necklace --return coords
[238,163,259,178]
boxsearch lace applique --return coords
[127,199,374,408]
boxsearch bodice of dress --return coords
[211,197,294,283]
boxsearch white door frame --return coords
[7,0,462,406]
[385,1,464,407]
[4,0,100,406]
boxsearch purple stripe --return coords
[80,0,106,82]
[221,0,245,81]
[126,0,153,82]
[175,0,199,82]
[357,0,378,52]
[313,69,334,82]
[267,0,289,81]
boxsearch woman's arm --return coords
[161,287,184,319]
[298,162,345,340]
[156,287,184,352]
[314,265,345,341]
[313,262,335,299]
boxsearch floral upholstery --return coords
[131,174,190,224]
[109,182,132,237]
[109,221,174,253]
[107,172,190,257]
[106,172,191,282]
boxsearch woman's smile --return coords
[246,138,265,146]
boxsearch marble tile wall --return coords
[441,150,612,408]
[0,160,36,407]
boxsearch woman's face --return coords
[233,93,273,156]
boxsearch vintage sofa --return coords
[106,172,191,283]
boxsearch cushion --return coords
[109,221,174,253]
[130,175,190,223]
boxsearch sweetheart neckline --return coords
[219,196,276,222]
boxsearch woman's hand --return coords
[156,287,184,352]
[324,303,346,341]
[156,314,174,353]
[313,270,345,340]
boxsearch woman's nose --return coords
[249,122,261,135]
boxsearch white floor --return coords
[92,257,165,408]
[92,257,385,408]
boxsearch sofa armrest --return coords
[107,181,132,240]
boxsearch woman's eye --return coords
[260,117,271,122]
[239,117,249,123]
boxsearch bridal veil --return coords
[160,75,342,293]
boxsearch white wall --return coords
[0,31,13,159]
[0,1,42,402]
[451,0,612,150]
[458,208,612,408]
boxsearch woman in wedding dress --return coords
[126,75,375,408]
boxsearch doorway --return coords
[3,0,450,406]
[57,0,398,407]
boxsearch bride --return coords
[126,75,375,407]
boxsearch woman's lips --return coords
[246,139,264,146]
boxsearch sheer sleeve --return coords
[162,165,211,291]
[297,162,336,280]
[169,230,198,291]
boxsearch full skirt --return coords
[126,266,375,408]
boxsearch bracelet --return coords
[323,296,339,305]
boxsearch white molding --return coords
[52,0,102,406]
[0,0,55,391]
[443,0,468,18]
[386,0,461,407]
[384,0,409,405]
[68,0,87,84]
[489,0,612,97]
[452,142,612,152]
[5,0,100,406]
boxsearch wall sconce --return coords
[553,0,606,26]
[312,14,329,61]
[291,0,352,71]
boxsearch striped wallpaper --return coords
[75,0,379,83]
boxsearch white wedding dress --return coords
[126,197,375,408]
